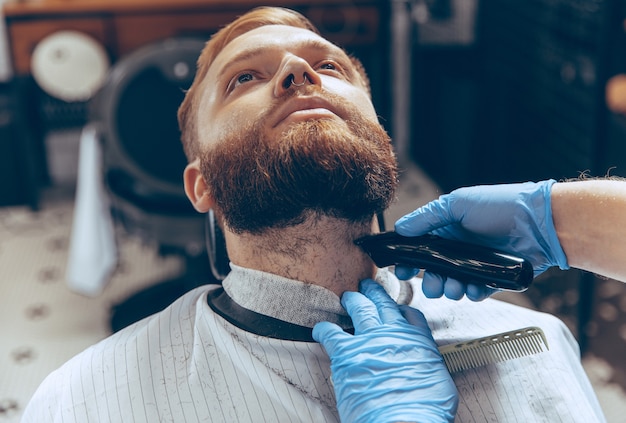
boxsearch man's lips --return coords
[271,96,343,128]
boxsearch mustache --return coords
[260,85,360,124]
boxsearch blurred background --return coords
[1,0,626,421]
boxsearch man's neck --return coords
[224,215,379,296]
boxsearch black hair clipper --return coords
[355,231,534,291]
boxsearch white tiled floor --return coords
[0,197,184,421]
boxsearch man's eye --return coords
[236,73,255,85]
[319,62,337,71]
[227,72,257,92]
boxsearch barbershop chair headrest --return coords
[91,37,205,199]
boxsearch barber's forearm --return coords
[551,180,626,282]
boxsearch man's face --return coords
[196,25,379,150]
[191,24,397,233]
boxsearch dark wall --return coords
[411,0,626,193]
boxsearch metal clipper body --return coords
[355,231,534,291]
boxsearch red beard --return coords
[200,89,398,234]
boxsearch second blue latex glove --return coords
[394,180,569,301]
[312,279,458,423]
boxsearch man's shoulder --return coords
[65,283,220,362]
[115,282,220,334]
[32,283,220,384]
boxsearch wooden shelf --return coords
[3,0,385,75]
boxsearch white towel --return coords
[66,124,117,296]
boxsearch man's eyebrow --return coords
[303,39,351,61]
[217,48,266,80]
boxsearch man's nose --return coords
[274,56,322,96]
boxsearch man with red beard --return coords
[23,7,456,423]
[23,7,606,423]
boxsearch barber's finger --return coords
[359,279,405,325]
[312,321,349,355]
[394,265,420,280]
[466,284,497,302]
[340,291,381,334]
[422,272,445,298]
[394,196,452,236]
[399,305,440,356]
[444,278,466,300]
[398,304,431,333]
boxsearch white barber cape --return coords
[22,265,606,422]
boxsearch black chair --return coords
[89,37,219,332]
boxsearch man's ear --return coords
[183,159,214,212]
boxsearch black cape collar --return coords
[207,287,319,342]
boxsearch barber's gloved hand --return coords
[394,179,569,301]
[312,279,458,423]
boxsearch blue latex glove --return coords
[312,279,458,423]
[394,179,569,301]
